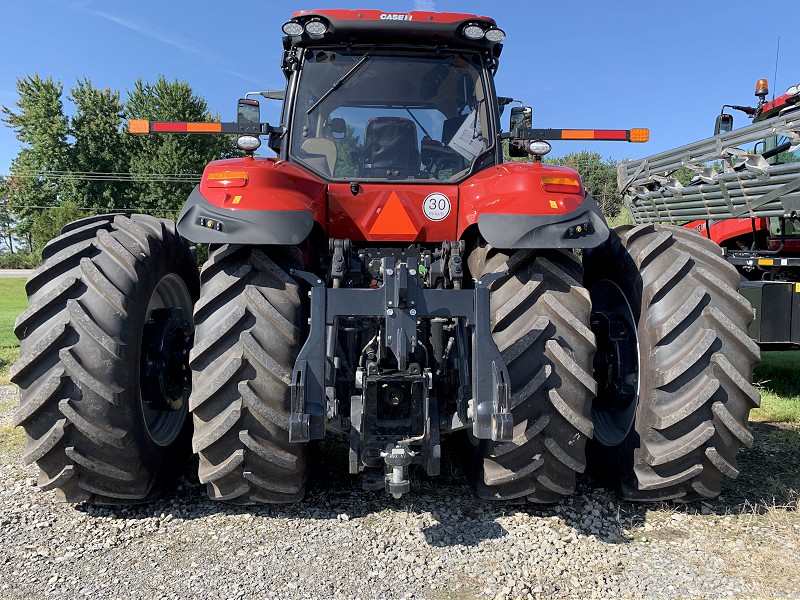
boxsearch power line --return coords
[1,170,202,183]
[9,205,184,214]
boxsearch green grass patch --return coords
[752,351,800,423]
[0,278,27,385]
[606,210,634,229]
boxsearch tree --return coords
[29,200,85,251]
[124,76,238,215]
[0,178,15,254]
[332,124,362,178]
[64,78,128,211]
[1,74,69,238]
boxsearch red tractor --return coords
[13,10,758,505]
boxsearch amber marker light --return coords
[541,176,582,194]
[629,128,650,143]
[128,119,151,134]
[206,171,249,188]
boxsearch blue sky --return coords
[1,0,798,174]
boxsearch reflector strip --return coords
[206,171,249,188]
[151,122,223,133]
[758,258,774,266]
[187,123,223,132]
[523,128,650,142]
[561,130,595,140]
[369,192,419,236]
[594,130,628,140]
[561,129,627,140]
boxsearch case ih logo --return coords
[380,13,412,20]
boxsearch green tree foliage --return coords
[125,76,237,215]
[332,124,362,178]
[1,74,69,238]
[30,200,85,251]
[2,74,238,257]
[65,79,127,211]
[0,178,16,254]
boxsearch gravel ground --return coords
[1,383,799,600]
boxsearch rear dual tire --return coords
[584,224,760,500]
[12,215,198,503]
[464,244,596,503]
[189,244,308,504]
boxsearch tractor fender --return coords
[458,162,609,249]
[477,195,609,249]
[176,157,326,245]
[177,186,315,245]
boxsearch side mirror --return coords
[237,98,261,124]
[714,113,733,136]
[330,117,346,140]
[509,106,532,158]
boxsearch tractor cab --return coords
[260,10,508,185]
[288,49,491,182]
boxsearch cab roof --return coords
[284,9,504,55]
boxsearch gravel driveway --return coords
[1,384,799,600]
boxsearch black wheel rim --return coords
[140,274,194,446]
[589,279,640,446]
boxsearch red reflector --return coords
[152,122,188,132]
[594,130,627,140]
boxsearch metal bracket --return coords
[382,257,418,371]
[472,271,513,442]
[290,257,513,445]
[288,269,327,442]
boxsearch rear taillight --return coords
[541,176,582,194]
[206,171,249,188]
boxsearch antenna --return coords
[772,36,780,101]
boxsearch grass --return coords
[752,351,800,423]
[0,278,27,385]
[606,210,634,229]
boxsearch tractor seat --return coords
[300,137,338,176]
[362,117,419,179]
